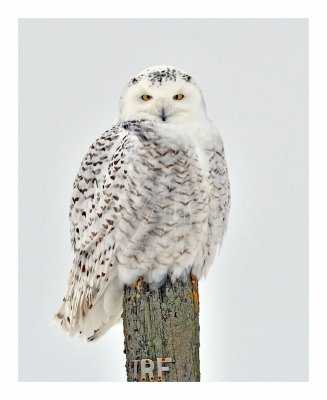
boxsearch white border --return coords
[2,0,325,398]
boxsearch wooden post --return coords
[122,273,200,382]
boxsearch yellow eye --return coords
[173,94,184,100]
[141,94,152,101]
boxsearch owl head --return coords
[119,66,207,124]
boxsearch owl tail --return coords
[53,272,124,342]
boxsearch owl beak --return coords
[160,108,167,122]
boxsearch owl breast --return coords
[114,124,213,287]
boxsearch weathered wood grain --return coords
[123,273,200,382]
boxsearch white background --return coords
[19,19,308,381]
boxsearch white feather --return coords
[54,66,230,341]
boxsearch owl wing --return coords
[202,128,231,275]
[69,125,127,252]
[210,131,231,233]
[56,121,155,335]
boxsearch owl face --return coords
[119,66,207,124]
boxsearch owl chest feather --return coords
[113,122,217,284]
[69,120,227,288]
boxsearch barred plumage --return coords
[54,66,230,341]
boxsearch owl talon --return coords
[191,272,198,284]
[191,273,198,289]
[134,277,144,292]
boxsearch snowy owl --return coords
[54,66,231,341]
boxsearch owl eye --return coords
[173,94,184,100]
[141,94,152,101]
